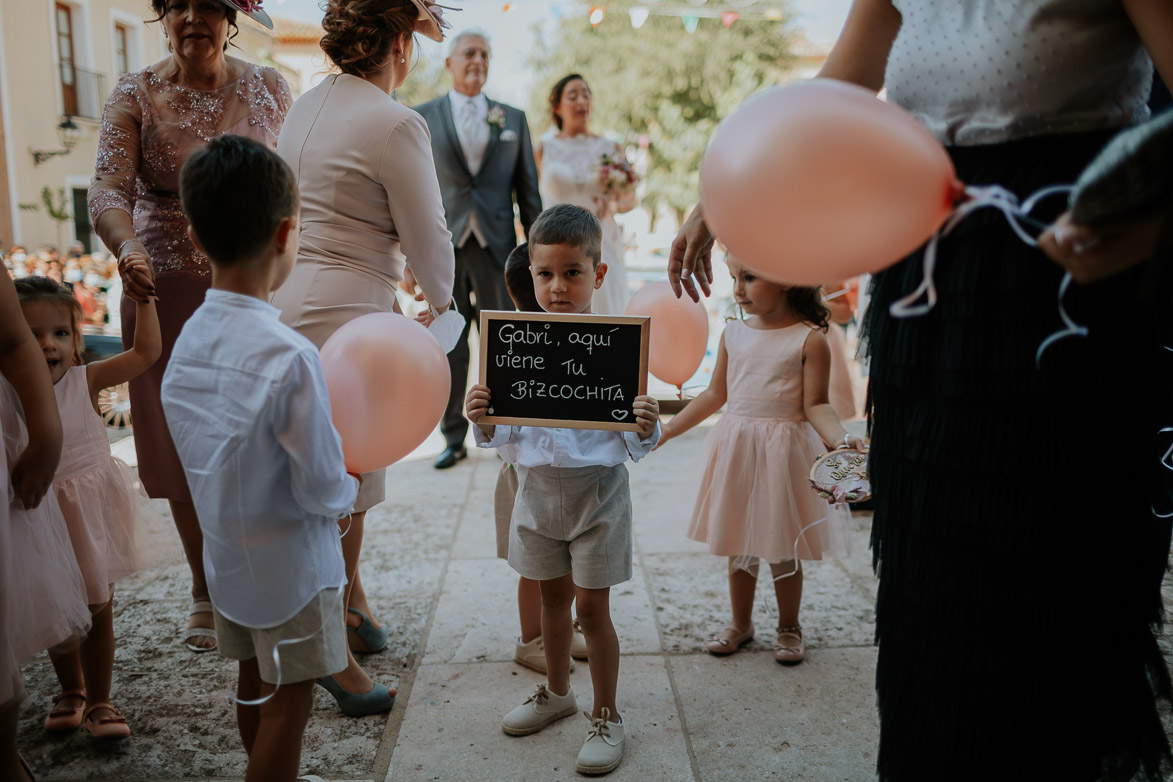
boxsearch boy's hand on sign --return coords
[633,395,659,438]
[466,384,493,424]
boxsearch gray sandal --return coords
[185,600,218,652]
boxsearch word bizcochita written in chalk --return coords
[496,322,626,402]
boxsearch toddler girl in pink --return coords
[17,272,160,740]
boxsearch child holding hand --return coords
[17,272,160,740]
[658,259,865,664]
[161,136,358,782]
[466,204,659,776]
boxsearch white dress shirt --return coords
[474,421,660,469]
[162,290,357,628]
[448,89,490,248]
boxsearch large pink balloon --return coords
[320,313,450,473]
[701,79,959,285]
[626,282,709,388]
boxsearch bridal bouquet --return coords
[598,152,637,195]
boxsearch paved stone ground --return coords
[15,422,1173,781]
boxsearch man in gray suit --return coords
[414,27,543,469]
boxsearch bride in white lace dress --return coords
[536,74,637,315]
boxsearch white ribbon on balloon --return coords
[232,585,347,707]
[887,183,1086,366]
[1155,427,1173,519]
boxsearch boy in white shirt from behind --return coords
[161,136,359,782]
[465,204,661,776]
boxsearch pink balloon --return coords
[701,79,960,285]
[626,282,709,388]
[320,313,450,472]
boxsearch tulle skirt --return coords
[54,456,152,606]
[0,387,91,705]
[687,415,848,563]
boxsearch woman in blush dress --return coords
[536,74,637,315]
[269,0,455,716]
[88,0,290,654]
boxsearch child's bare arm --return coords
[802,330,867,451]
[87,266,161,401]
[656,332,728,449]
[465,384,495,438]
[0,276,62,508]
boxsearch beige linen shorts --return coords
[508,463,633,590]
[493,461,519,560]
[214,587,347,685]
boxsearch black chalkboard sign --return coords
[478,311,650,431]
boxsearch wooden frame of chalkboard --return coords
[478,310,650,431]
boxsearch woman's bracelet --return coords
[841,434,853,449]
[117,238,141,258]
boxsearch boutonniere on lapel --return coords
[486,105,506,130]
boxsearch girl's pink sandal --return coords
[705,624,754,655]
[44,689,86,733]
[83,703,130,740]
[774,625,805,665]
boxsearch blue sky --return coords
[264,0,852,105]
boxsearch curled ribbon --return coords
[888,183,1086,365]
[1155,426,1173,519]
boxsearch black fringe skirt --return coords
[864,130,1173,782]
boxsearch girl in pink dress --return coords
[17,273,161,740]
[657,259,865,665]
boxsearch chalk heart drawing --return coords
[611,409,629,421]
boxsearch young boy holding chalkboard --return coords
[466,205,660,776]
[497,243,589,673]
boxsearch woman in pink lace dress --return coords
[88,0,290,653]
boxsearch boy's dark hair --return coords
[179,135,298,267]
[504,243,541,312]
[528,204,601,267]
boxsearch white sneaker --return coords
[575,708,625,775]
[514,635,575,674]
[570,619,589,660]
[501,683,578,736]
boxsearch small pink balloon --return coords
[626,282,709,387]
[701,79,960,285]
[320,313,450,472]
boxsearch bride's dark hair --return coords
[548,73,588,130]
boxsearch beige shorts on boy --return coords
[509,463,632,590]
[214,587,347,685]
[493,461,519,560]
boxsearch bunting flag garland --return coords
[513,2,787,28]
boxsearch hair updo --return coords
[548,73,587,131]
[321,0,416,78]
[148,1,239,52]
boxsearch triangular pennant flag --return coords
[629,6,649,28]
[722,11,738,27]
[683,14,699,33]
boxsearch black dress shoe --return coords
[434,445,468,469]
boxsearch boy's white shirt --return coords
[474,421,660,468]
[161,289,358,629]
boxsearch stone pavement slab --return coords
[18,420,1171,781]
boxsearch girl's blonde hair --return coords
[15,276,84,366]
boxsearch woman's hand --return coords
[845,434,869,452]
[398,267,427,302]
[668,204,715,302]
[118,244,156,303]
[634,394,660,439]
[1038,211,1163,284]
[591,193,615,221]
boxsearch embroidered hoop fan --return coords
[809,448,870,504]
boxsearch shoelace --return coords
[584,707,613,739]
[525,684,551,706]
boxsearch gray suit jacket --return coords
[414,94,543,268]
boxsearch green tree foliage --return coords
[394,53,454,108]
[528,5,795,223]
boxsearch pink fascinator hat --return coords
[215,0,273,29]
[406,0,457,42]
